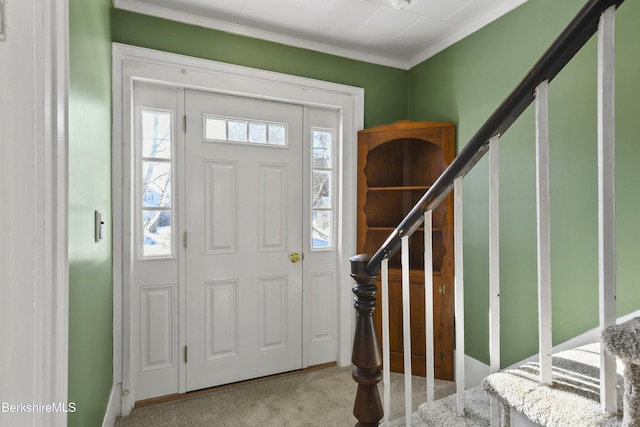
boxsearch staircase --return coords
[346,0,638,426]
[484,317,640,427]
[482,342,624,426]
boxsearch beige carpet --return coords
[116,366,456,426]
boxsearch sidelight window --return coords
[140,109,174,257]
[311,128,334,249]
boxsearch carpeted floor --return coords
[116,366,456,426]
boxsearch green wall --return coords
[68,0,113,425]
[111,9,408,128]
[409,0,640,366]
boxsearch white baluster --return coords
[598,5,617,415]
[381,259,391,424]
[424,210,434,403]
[401,235,413,425]
[489,135,501,425]
[535,80,553,386]
[454,177,465,416]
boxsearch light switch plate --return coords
[95,210,104,242]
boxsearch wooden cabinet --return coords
[356,120,455,380]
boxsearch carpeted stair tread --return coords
[482,343,624,427]
[382,387,491,427]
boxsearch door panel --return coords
[258,276,289,351]
[204,280,238,360]
[258,163,288,251]
[139,285,175,372]
[204,160,238,254]
[185,90,304,391]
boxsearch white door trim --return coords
[112,43,363,414]
[0,0,69,425]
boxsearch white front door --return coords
[184,90,304,390]
[129,80,343,403]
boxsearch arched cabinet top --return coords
[357,120,455,153]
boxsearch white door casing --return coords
[0,0,69,425]
[113,44,363,414]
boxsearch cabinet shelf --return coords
[364,190,447,229]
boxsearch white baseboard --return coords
[464,354,491,389]
[102,383,122,427]
[507,308,640,369]
[462,308,640,389]
[511,408,543,427]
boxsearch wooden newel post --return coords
[350,254,383,427]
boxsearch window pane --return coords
[228,120,247,142]
[142,111,172,159]
[312,211,332,249]
[143,210,172,256]
[312,170,331,208]
[205,117,226,140]
[313,130,332,168]
[202,116,287,147]
[268,124,286,146]
[248,122,267,143]
[142,161,171,208]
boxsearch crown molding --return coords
[407,0,529,68]
[114,0,529,71]
[114,0,410,69]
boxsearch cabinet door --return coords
[374,267,454,380]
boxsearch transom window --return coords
[204,115,288,147]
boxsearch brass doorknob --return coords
[289,252,301,263]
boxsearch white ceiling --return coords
[114,0,529,69]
